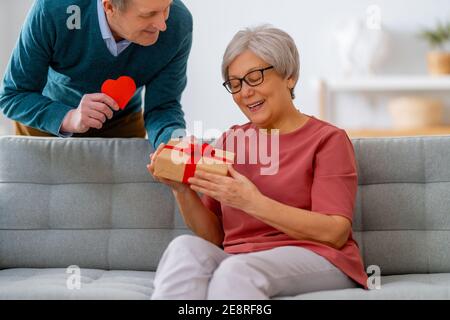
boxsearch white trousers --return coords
[151,235,358,300]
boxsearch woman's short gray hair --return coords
[222,25,300,99]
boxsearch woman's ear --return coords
[286,77,296,98]
[287,77,296,91]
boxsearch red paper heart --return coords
[101,76,137,110]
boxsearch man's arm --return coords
[144,31,192,148]
[0,0,74,136]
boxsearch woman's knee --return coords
[166,234,202,251]
[212,256,266,282]
[207,256,269,299]
[166,234,214,255]
[213,256,243,276]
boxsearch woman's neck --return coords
[263,107,307,134]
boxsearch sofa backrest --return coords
[351,136,450,275]
[0,137,189,271]
[1,136,450,275]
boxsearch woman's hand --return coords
[146,143,190,194]
[188,165,262,214]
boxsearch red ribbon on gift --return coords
[163,142,232,184]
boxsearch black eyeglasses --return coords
[223,66,274,94]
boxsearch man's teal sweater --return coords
[0,0,192,148]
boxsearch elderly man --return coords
[0,0,192,148]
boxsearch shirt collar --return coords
[97,0,131,56]
[97,0,114,40]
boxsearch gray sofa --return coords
[0,135,449,300]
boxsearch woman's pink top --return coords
[201,115,368,288]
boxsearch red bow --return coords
[163,143,232,184]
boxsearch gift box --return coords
[153,139,235,184]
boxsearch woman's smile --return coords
[247,99,265,113]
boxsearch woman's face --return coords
[227,50,295,129]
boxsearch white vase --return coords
[334,19,390,76]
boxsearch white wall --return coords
[181,0,450,135]
[1,0,450,136]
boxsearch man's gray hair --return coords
[222,25,300,99]
[110,0,128,10]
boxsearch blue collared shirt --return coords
[97,0,131,56]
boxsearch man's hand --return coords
[61,93,120,133]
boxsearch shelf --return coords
[320,75,450,92]
[316,75,450,129]
[345,126,450,138]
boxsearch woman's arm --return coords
[147,143,224,246]
[189,165,351,250]
[172,189,224,246]
[248,194,351,250]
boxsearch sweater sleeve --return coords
[143,30,192,149]
[0,0,73,136]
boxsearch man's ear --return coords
[103,0,116,15]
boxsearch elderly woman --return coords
[147,25,368,299]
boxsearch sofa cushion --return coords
[0,268,155,300]
[282,273,450,300]
[2,268,449,300]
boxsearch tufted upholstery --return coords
[0,268,155,299]
[0,137,189,271]
[351,137,450,275]
[1,135,450,299]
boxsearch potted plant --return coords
[418,21,450,75]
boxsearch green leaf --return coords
[418,20,450,49]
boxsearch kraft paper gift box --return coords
[153,139,235,184]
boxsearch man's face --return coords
[104,0,173,46]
